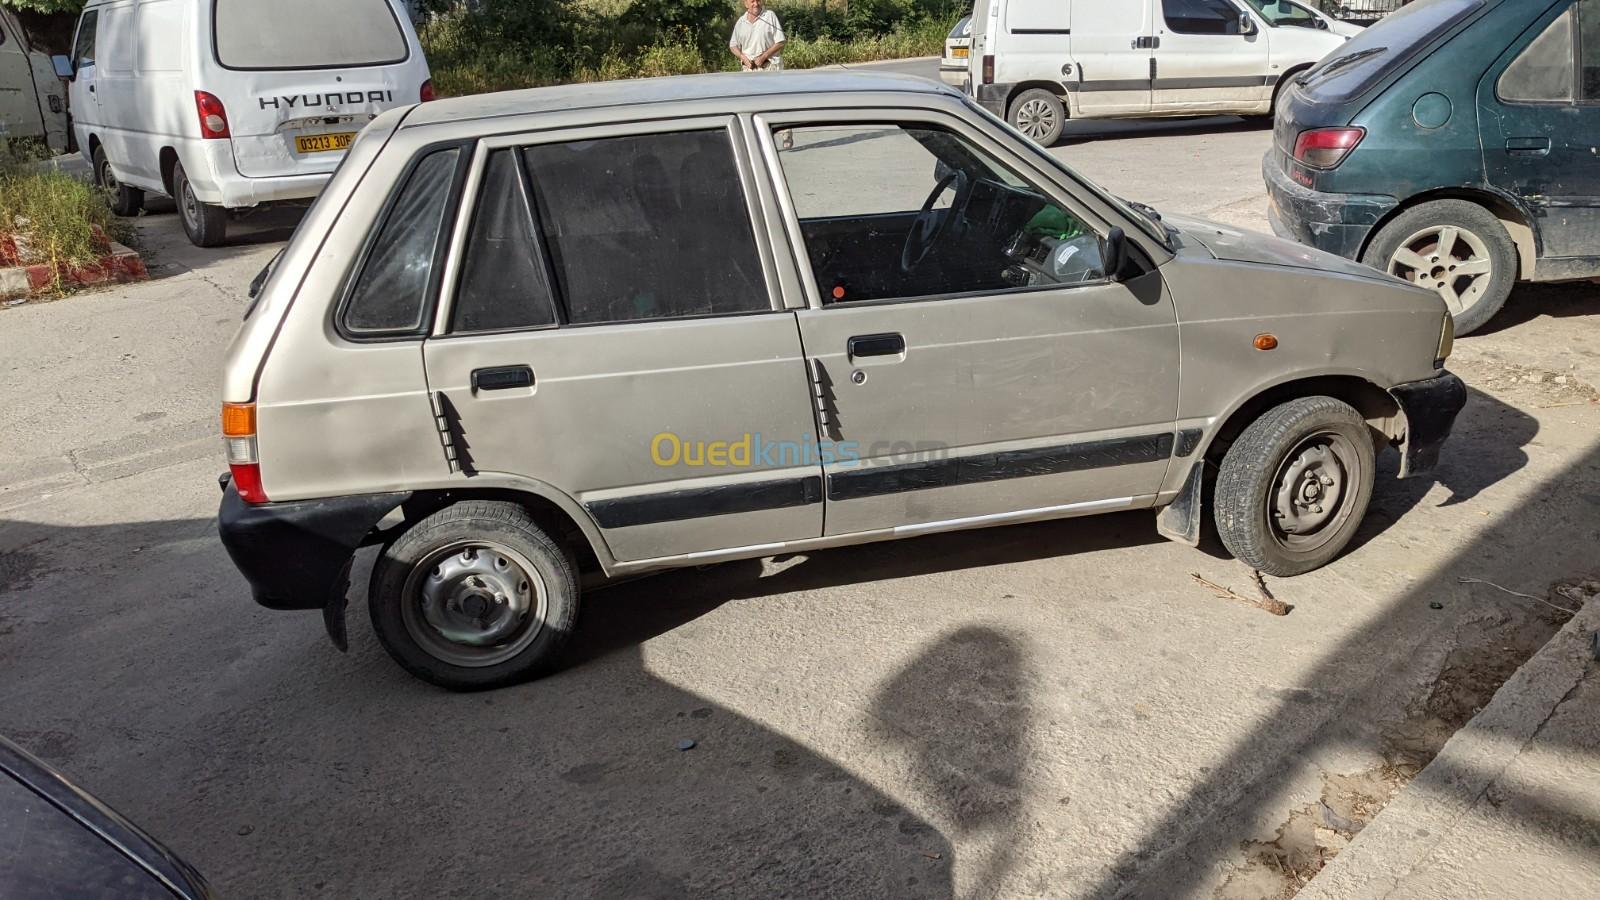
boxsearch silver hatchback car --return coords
[218,73,1465,689]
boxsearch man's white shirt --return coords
[730,10,785,71]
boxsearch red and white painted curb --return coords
[0,226,148,303]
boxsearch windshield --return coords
[213,0,409,71]
[1243,0,1324,29]
[1300,0,1482,102]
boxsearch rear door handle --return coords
[848,333,906,360]
[1506,136,1552,156]
[471,365,534,392]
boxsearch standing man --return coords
[730,0,785,72]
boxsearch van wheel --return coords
[172,161,228,248]
[1008,88,1066,146]
[369,501,580,691]
[1361,200,1516,336]
[1213,396,1376,578]
[92,146,143,217]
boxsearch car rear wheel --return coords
[172,161,228,248]
[1008,88,1066,146]
[370,501,580,690]
[1213,396,1376,578]
[92,146,143,217]
[1362,200,1516,336]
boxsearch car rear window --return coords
[1300,0,1483,103]
[213,0,408,71]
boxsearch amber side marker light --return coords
[1254,334,1280,351]
[222,402,267,504]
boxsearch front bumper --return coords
[217,479,408,613]
[1389,371,1468,479]
[1263,151,1398,261]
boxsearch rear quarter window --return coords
[1301,0,1484,103]
[342,148,461,337]
[213,0,409,71]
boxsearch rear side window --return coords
[1302,0,1483,103]
[1500,8,1575,102]
[343,148,460,337]
[213,0,408,71]
[72,10,97,68]
[520,130,769,326]
[1580,0,1600,99]
[452,150,560,334]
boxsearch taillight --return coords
[222,402,267,504]
[982,54,995,85]
[195,91,230,140]
[1292,127,1364,169]
[420,79,436,102]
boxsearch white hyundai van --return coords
[60,0,432,247]
[969,0,1355,145]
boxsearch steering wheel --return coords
[900,170,972,275]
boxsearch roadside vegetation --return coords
[418,0,963,97]
[0,141,130,279]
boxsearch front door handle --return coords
[848,333,906,360]
[1506,136,1552,156]
[471,365,534,392]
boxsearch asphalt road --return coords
[3,68,1600,900]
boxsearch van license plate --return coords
[295,133,356,154]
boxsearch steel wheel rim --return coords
[400,540,548,668]
[99,159,118,194]
[1387,224,1493,317]
[1015,98,1058,140]
[179,179,201,231]
[1268,431,1362,553]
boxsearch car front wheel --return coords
[1362,199,1516,336]
[1213,396,1377,577]
[369,501,580,690]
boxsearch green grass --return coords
[0,144,130,282]
[422,11,950,98]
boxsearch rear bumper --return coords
[182,140,331,208]
[217,478,408,612]
[939,64,969,88]
[1389,371,1468,479]
[1263,151,1397,261]
[974,82,1014,117]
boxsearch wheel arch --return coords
[1201,374,1403,469]
[159,147,180,196]
[397,485,611,581]
[1360,187,1536,280]
[1008,80,1070,114]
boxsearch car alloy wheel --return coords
[1014,97,1059,141]
[400,540,549,668]
[1386,225,1494,318]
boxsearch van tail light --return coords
[1292,127,1364,169]
[195,91,231,140]
[420,79,436,103]
[222,402,267,504]
[982,54,995,85]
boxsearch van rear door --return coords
[207,0,427,180]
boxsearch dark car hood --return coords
[1165,212,1393,282]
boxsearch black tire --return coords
[369,501,580,691]
[92,145,143,217]
[1008,88,1066,146]
[1213,396,1376,578]
[172,161,228,248]
[1361,199,1516,336]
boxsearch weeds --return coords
[0,142,130,285]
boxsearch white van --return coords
[60,0,432,247]
[0,10,70,154]
[969,0,1355,145]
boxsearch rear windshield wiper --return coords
[1305,46,1387,83]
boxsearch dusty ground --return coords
[3,74,1599,899]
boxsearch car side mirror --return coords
[1102,227,1127,282]
[52,55,74,80]
[1240,13,1257,34]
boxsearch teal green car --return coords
[1267,0,1600,334]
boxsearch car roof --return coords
[402,71,959,129]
